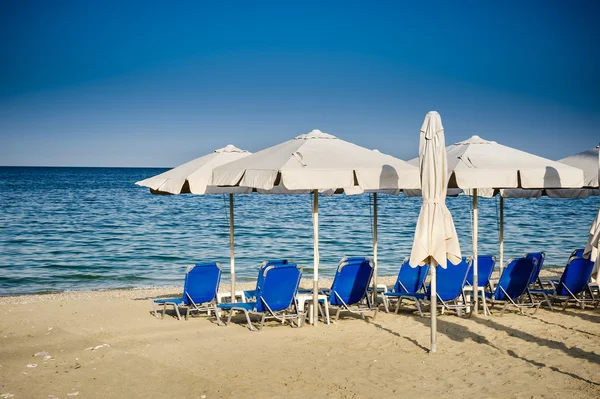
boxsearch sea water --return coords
[0,166,597,295]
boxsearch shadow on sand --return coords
[411,315,600,386]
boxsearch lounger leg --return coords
[500,302,508,316]
[259,314,266,330]
[152,301,159,319]
[162,303,167,319]
[335,308,341,321]
[394,298,402,314]
[185,307,190,321]
[174,305,181,321]
[415,300,424,318]
[383,296,389,313]
[243,310,256,331]
[543,293,553,311]
[227,309,234,324]
[481,293,489,316]
[324,301,331,325]
[215,308,224,326]
[372,306,379,320]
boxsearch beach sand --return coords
[1,274,599,399]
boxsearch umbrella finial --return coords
[214,144,249,153]
[295,130,338,140]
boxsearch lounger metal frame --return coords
[215,264,302,331]
[485,258,541,316]
[151,263,221,321]
[216,297,302,331]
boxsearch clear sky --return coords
[1,0,598,167]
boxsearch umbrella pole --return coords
[313,190,319,326]
[372,193,378,304]
[229,194,236,303]
[473,189,479,314]
[430,260,437,353]
[499,195,504,275]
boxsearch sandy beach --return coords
[1,272,599,399]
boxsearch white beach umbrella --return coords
[408,136,585,313]
[213,129,421,324]
[409,111,461,353]
[136,144,252,300]
[584,146,600,281]
[543,146,600,198]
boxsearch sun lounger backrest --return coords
[184,263,222,305]
[395,257,429,294]
[329,259,373,306]
[253,259,294,293]
[465,255,495,288]
[524,252,545,286]
[426,257,471,301]
[570,248,585,259]
[555,257,594,297]
[493,257,535,301]
[255,264,301,312]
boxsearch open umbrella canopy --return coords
[212,129,420,325]
[559,147,599,188]
[135,144,253,303]
[136,144,252,194]
[445,135,584,191]
[212,129,420,192]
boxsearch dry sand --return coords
[0,274,599,399]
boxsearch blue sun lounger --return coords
[529,256,598,310]
[216,263,302,331]
[484,257,539,315]
[388,257,472,317]
[323,257,376,321]
[152,262,222,320]
[382,257,429,316]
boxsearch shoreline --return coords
[0,268,566,304]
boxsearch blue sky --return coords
[1,0,598,167]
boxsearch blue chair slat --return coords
[329,259,373,307]
[427,257,471,302]
[244,259,293,298]
[217,263,302,330]
[391,257,430,294]
[465,255,495,288]
[571,248,585,259]
[184,262,222,304]
[255,264,302,313]
[555,257,595,297]
[152,262,222,320]
[493,257,536,301]
[524,252,545,286]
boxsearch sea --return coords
[0,166,598,296]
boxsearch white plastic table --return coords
[217,291,247,304]
[296,293,330,326]
[463,286,490,315]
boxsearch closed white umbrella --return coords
[584,146,600,281]
[213,129,420,324]
[136,144,252,300]
[410,111,461,353]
